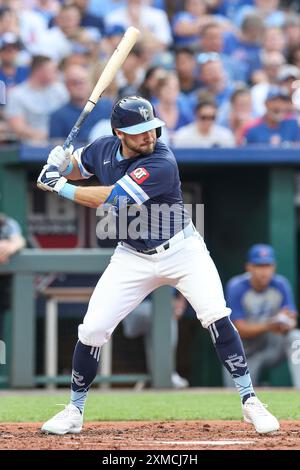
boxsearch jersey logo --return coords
[130,167,150,184]
[138,106,150,120]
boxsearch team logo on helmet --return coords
[138,106,150,121]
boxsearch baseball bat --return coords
[62,26,140,150]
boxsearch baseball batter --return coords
[38,96,279,435]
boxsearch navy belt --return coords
[137,241,170,255]
[132,223,196,255]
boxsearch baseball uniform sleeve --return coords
[73,144,95,179]
[116,160,176,206]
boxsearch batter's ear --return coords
[114,129,123,139]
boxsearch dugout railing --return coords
[0,249,174,388]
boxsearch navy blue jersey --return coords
[74,136,191,250]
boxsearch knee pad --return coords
[208,316,237,345]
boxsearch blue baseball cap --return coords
[247,244,276,265]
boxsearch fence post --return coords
[151,286,173,388]
[11,273,35,387]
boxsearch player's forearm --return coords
[64,156,85,181]
[73,185,115,208]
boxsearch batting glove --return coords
[47,145,73,174]
[37,165,67,193]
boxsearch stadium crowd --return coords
[1,0,300,148]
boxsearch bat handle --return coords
[62,108,91,150]
[63,126,80,150]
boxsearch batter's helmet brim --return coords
[115,117,165,135]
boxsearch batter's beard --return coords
[124,136,156,156]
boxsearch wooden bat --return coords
[62,26,140,150]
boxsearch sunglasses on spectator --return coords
[198,114,216,121]
[197,52,220,65]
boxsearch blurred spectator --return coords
[154,71,194,143]
[236,0,286,28]
[207,0,254,20]
[283,14,300,54]
[0,6,19,36]
[106,0,172,54]
[222,13,264,84]
[34,0,60,24]
[200,21,244,82]
[287,44,300,69]
[251,51,286,115]
[225,87,254,144]
[276,64,300,115]
[5,55,68,144]
[6,0,48,55]
[172,0,210,48]
[34,3,92,62]
[0,212,25,338]
[192,53,235,123]
[122,294,189,389]
[138,66,167,102]
[100,24,126,62]
[224,244,300,387]
[175,47,199,95]
[65,0,104,35]
[49,64,112,143]
[116,46,145,98]
[173,99,235,147]
[241,86,300,145]
[262,26,285,55]
[0,32,29,90]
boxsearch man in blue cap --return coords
[241,86,300,145]
[225,244,300,387]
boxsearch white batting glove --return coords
[47,145,74,174]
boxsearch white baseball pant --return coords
[78,227,231,347]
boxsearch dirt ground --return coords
[0,420,300,450]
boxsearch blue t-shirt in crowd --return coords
[172,12,200,47]
[222,32,261,83]
[49,98,113,142]
[242,118,300,145]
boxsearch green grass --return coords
[0,390,299,422]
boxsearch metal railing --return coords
[0,249,173,388]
